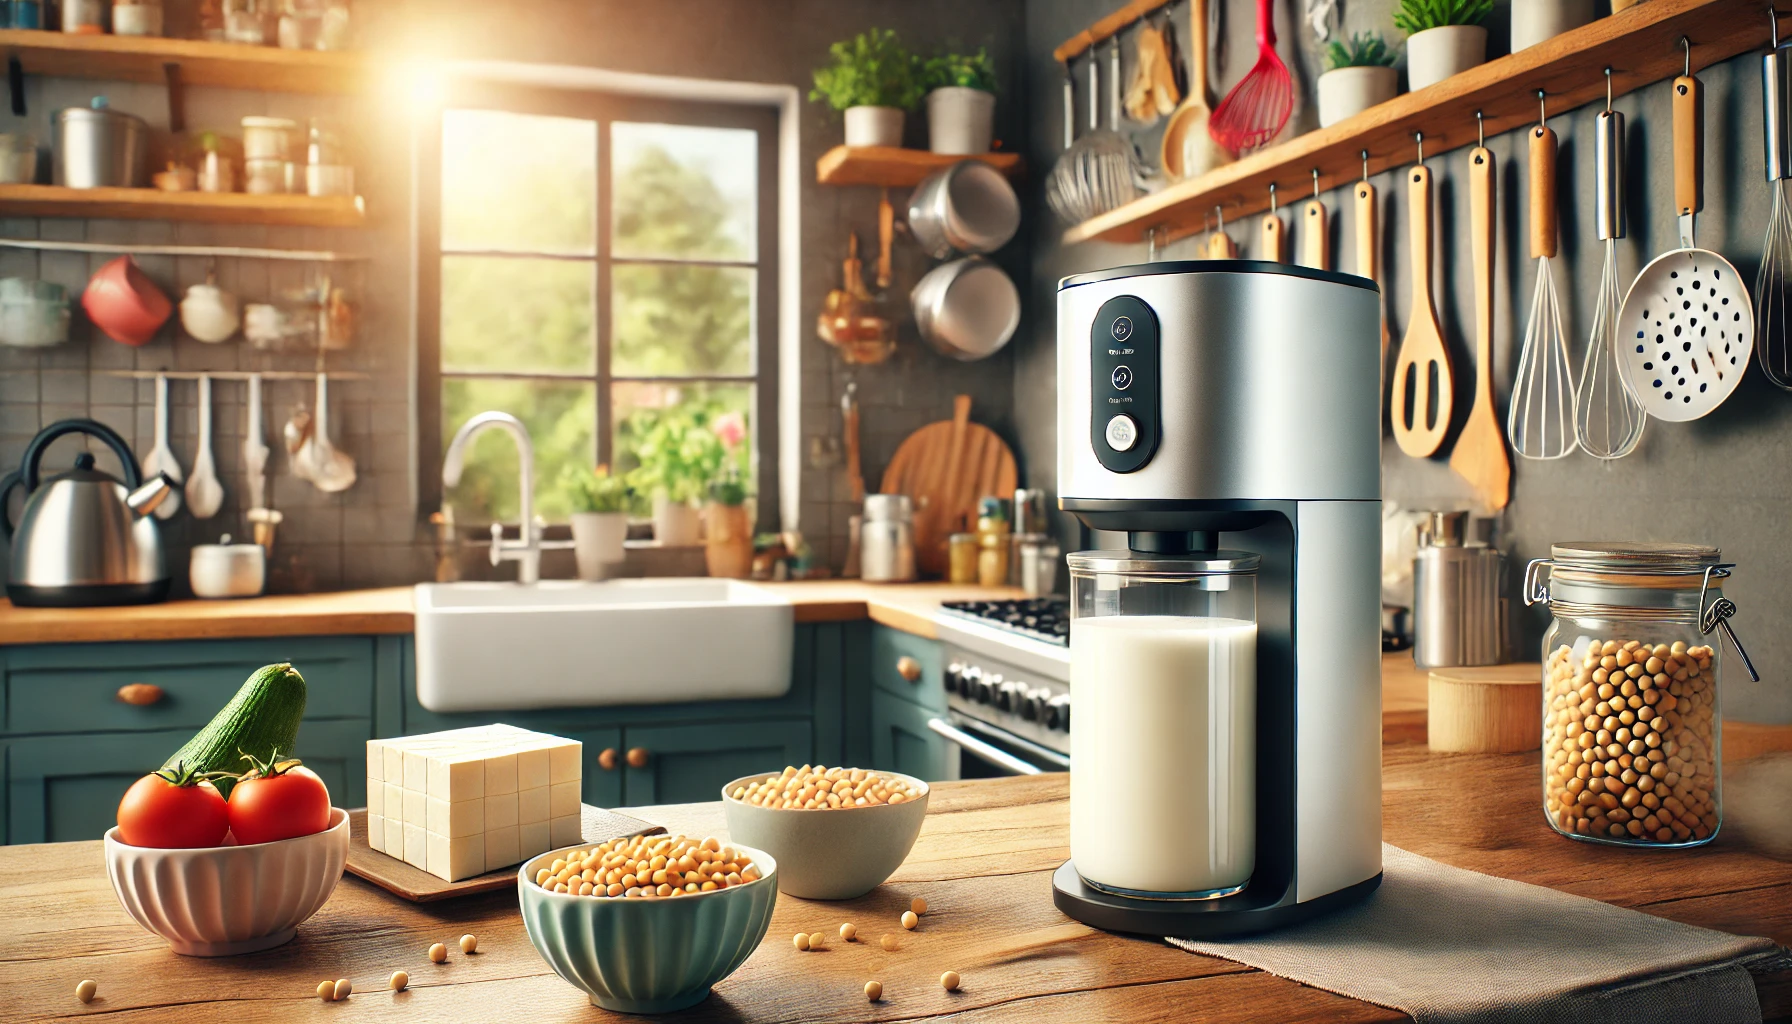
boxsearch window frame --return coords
[415,80,780,531]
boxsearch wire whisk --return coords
[1575,89,1645,459]
[1757,177,1792,389]
[1511,97,1578,460]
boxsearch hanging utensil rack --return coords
[1061,0,1772,246]
[0,238,369,262]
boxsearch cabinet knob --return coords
[598,748,618,771]
[626,747,650,769]
[116,683,164,706]
[896,655,922,683]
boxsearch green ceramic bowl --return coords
[517,842,779,1014]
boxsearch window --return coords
[418,85,778,526]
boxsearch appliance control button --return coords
[1109,364,1133,390]
[1047,694,1072,730]
[1104,414,1138,452]
[1110,315,1132,342]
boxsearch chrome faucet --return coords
[442,411,540,584]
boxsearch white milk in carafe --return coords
[1069,615,1256,896]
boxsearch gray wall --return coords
[1018,0,1790,721]
[0,0,1028,591]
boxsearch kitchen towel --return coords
[1167,843,1790,1024]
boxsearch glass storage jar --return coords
[1525,542,1758,848]
[1067,549,1258,899]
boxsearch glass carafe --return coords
[1068,549,1259,899]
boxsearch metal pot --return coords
[911,256,1021,361]
[907,160,1020,258]
[54,98,147,188]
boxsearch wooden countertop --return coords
[7,750,1791,1023]
[0,582,1021,646]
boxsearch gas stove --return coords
[931,597,1072,776]
[938,597,1071,646]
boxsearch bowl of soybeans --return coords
[722,765,930,899]
[516,834,778,1014]
[1544,637,1721,847]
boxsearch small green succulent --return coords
[810,28,925,112]
[1393,0,1494,34]
[921,49,997,92]
[1326,33,1398,71]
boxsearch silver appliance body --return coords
[1054,261,1383,937]
[1412,510,1507,669]
[54,103,148,188]
[1,419,172,606]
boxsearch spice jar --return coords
[947,532,978,584]
[1525,542,1759,849]
[975,496,1010,588]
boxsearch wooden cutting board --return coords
[345,805,664,902]
[879,395,1017,577]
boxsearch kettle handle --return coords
[22,418,143,493]
[0,469,18,542]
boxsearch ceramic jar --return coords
[926,87,995,154]
[704,503,753,579]
[180,281,240,343]
[1405,25,1487,91]
[1511,0,1594,51]
[843,106,904,147]
[570,511,627,581]
[1317,66,1399,127]
[189,535,265,598]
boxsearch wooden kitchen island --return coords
[7,746,1792,1023]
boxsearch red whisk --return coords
[1209,0,1292,154]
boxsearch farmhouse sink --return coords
[412,579,795,712]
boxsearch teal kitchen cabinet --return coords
[620,719,812,806]
[870,624,945,712]
[870,690,951,783]
[5,718,369,845]
[573,727,625,809]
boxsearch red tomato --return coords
[228,764,331,845]
[117,770,230,849]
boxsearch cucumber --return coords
[163,663,307,794]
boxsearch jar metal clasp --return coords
[1521,557,1553,607]
[1698,564,1760,682]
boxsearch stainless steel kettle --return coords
[0,419,175,606]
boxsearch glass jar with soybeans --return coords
[1525,543,1759,849]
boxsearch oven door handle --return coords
[926,718,1044,776]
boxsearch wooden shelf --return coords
[816,146,1023,187]
[1063,0,1766,246]
[0,185,364,225]
[0,29,368,94]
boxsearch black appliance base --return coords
[1052,860,1382,939]
[7,579,171,607]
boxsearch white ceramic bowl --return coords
[105,807,349,956]
[721,771,929,899]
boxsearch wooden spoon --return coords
[1303,194,1329,270]
[1354,179,1390,392]
[1390,164,1454,457]
[1158,0,1232,180]
[1450,145,1511,508]
[1260,205,1286,262]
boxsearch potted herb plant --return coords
[623,406,727,548]
[1396,0,1493,92]
[921,48,997,155]
[1317,34,1399,127]
[1510,0,1593,53]
[562,465,630,581]
[703,413,753,578]
[811,28,924,148]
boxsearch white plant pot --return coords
[843,105,905,148]
[651,496,701,547]
[1510,0,1594,52]
[1405,25,1487,92]
[1316,66,1399,128]
[925,87,995,155]
[570,511,627,581]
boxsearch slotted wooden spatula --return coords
[1450,144,1511,509]
[1390,163,1454,457]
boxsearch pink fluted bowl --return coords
[104,807,349,956]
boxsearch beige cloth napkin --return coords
[1168,844,1788,1024]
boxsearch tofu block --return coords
[484,751,519,796]
[383,745,404,784]
[403,823,427,869]
[366,740,384,782]
[549,740,582,785]
[517,746,550,791]
[550,813,582,849]
[427,751,486,802]
[426,796,484,839]
[384,816,403,857]
[517,786,548,825]
[366,778,384,816]
[519,820,550,862]
[426,832,488,882]
[403,788,427,826]
[403,750,430,792]
[484,825,519,873]
[485,791,518,829]
[384,782,403,821]
[367,812,386,853]
[549,780,580,818]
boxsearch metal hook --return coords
[1311,168,1320,200]
[1476,110,1484,148]
[1775,8,1782,49]
[1361,149,1369,182]
[1414,131,1424,166]
[1604,67,1613,110]
[1213,204,1225,232]
[1537,90,1548,128]
[1681,35,1691,77]
[1268,182,1277,214]
[1147,224,1161,262]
